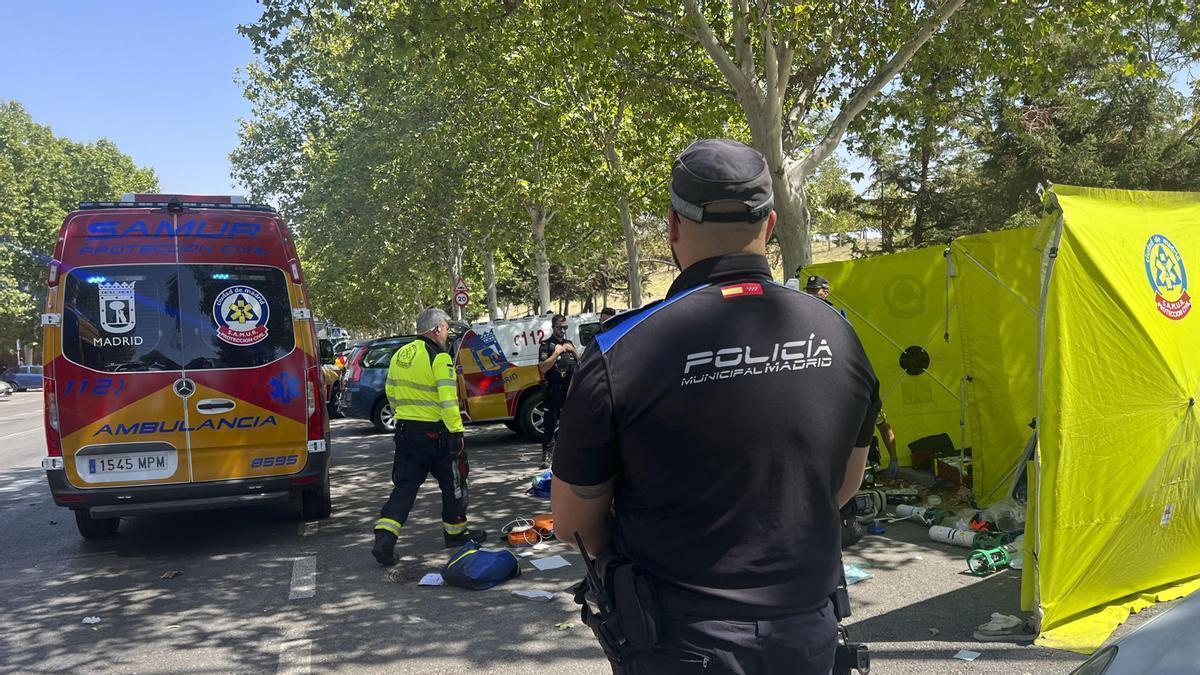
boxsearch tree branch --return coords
[734,0,755,83]
[681,0,752,95]
[620,3,702,43]
[791,0,965,181]
[615,56,737,99]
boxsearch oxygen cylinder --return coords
[894,504,952,525]
[928,525,978,548]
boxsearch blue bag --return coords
[441,542,521,590]
[528,470,553,498]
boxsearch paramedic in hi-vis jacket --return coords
[372,308,487,566]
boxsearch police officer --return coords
[372,308,486,566]
[552,139,881,674]
[805,275,848,319]
[536,313,577,468]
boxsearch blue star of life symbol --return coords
[269,372,300,404]
[1154,245,1182,292]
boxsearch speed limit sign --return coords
[453,291,469,307]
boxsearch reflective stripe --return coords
[435,379,456,388]
[388,379,438,393]
[444,520,468,535]
[390,398,441,408]
[437,399,457,409]
[449,548,478,566]
[374,518,402,536]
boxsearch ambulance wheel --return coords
[371,398,397,434]
[301,469,333,520]
[504,420,520,433]
[516,390,546,442]
[75,509,119,539]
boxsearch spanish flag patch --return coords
[720,282,764,299]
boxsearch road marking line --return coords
[299,521,319,536]
[288,556,316,600]
[276,638,311,674]
[0,429,36,442]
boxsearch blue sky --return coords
[0,1,263,195]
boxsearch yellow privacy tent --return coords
[1032,185,1200,652]
[805,246,967,467]
[950,229,1041,505]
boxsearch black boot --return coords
[444,528,489,548]
[540,441,554,469]
[372,530,397,566]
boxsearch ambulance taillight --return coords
[44,378,61,457]
[305,366,326,441]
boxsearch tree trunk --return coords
[618,195,642,308]
[446,234,462,321]
[603,140,642,308]
[770,168,811,280]
[530,206,552,314]
[483,249,500,321]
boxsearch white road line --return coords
[288,556,316,600]
[276,638,311,675]
[0,429,36,442]
[298,521,318,536]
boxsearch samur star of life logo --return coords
[98,281,137,334]
[213,285,271,345]
[1144,234,1191,320]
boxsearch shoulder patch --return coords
[720,282,764,299]
[593,284,711,353]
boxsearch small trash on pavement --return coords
[973,612,1036,643]
[512,589,556,602]
[843,563,873,585]
[555,621,575,630]
[929,628,941,636]
[81,616,101,625]
[161,571,182,579]
[953,649,982,662]
[530,555,571,572]
[418,573,445,586]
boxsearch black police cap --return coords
[670,139,774,224]
[805,275,830,290]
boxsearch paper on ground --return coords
[953,650,981,662]
[512,589,556,602]
[418,573,445,586]
[530,555,571,571]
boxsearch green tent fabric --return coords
[950,229,1041,505]
[1032,185,1200,652]
[805,245,967,467]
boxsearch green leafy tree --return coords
[0,101,157,362]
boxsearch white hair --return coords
[416,308,450,334]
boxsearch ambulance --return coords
[455,312,603,439]
[40,194,332,539]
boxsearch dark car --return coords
[337,336,419,433]
[3,365,43,391]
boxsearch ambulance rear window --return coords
[61,266,184,372]
[179,265,295,370]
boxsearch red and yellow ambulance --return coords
[40,194,331,539]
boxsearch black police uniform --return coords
[538,333,577,463]
[554,253,881,674]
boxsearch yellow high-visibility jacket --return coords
[385,337,464,433]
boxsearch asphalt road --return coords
[0,396,1169,674]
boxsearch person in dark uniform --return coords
[552,139,881,674]
[537,314,578,468]
[805,274,848,319]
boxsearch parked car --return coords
[4,365,44,391]
[337,335,420,433]
[338,313,603,440]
